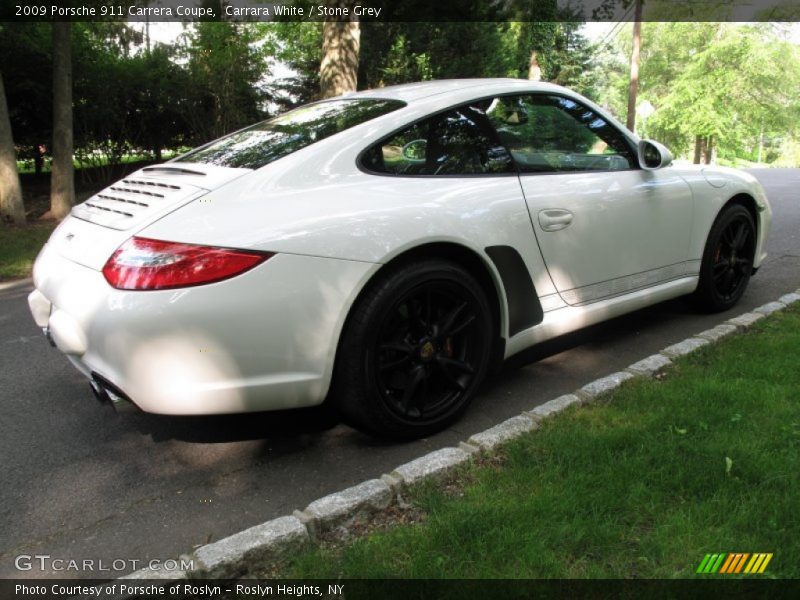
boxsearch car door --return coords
[486,93,694,305]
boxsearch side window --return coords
[362,103,514,176]
[485,95,635,173]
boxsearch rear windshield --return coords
[175,98,406,170]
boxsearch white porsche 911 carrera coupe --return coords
[28,79,772,438]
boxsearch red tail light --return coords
[102,237,273,290]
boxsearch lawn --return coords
[273,305,800,580]
[0,222,56,281]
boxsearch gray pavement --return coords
[1,168,798,578]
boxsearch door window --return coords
[485,95,635,173]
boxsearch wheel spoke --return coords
[411,368,430,417]
[407,298,426,334]
[400,365,426,413]
[379,355,410,372]
[735,258,752,275]
[380,341,413,355]
[721,267,736,292]
[437,301,467,336]
[425,287,433,328]
[731,222,747,250]
[437,355,474,374]
[712,262,729,279]
[722,226,736,246]
[447,314,476,336]
[438,361,466,391]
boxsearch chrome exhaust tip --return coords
[89,380,108,404]
[90,375,139,414]
[105,388,139,414]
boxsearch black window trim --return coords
[356,91,641,179]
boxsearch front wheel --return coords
[694,203,756,312]
[334,259,493,439]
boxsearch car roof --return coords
[342,78,567,103]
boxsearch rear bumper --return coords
[30,242,377,415]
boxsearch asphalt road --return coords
[1,169,798,579]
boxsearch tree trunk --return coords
[626,0,643,132]
[34,144,44,175]
[528,51,542,81]
[0,74,26,225]
[50,22,75,220]
[693,136,704,164]
[319,1,360,100]
[705,135,715,164]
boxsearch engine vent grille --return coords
[72,176,201,230]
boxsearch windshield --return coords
[175,98,406,170]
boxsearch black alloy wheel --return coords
[695,203,756,312]
[335,259,493,439]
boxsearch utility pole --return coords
[626,0,643,133]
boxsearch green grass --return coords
[0,222,56,280]
[277,306,800,579]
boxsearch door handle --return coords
[538,209,574,232]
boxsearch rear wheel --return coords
[694,203,756,312]
[334,259,493,439]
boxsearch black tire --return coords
[694,203,756,312]
[334,259,494,439]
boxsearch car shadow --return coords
[126,402,342,444]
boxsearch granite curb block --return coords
[388,447,473,487]
[626,353,672,376]
[695,323,738,343]
[753,300,787,315]
[727,311,765,329]
[296,479,393,538]
[193,515,309,578]
[580,371,635,399]
[661,337,710,358]
[778,292,800,306]
[468,415,539,451]
[525,393,582,420]
[113,292,798,587]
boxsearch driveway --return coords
[1,168,798,578]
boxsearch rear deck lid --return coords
[54,163,251,271]
[70,163,251,231]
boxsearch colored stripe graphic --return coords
[719,553,736,573]
[697,552,773,574]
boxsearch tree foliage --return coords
[266,20,600,105]
[597,22,800,164]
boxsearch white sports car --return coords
[28,79,771,438]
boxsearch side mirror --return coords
[638,140,673,170]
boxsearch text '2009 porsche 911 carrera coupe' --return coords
[28,79,772,438]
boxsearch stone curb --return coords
[727,311,765,329]
[524,393,582,420]
[389,447,473,486]
[296,478,393,539]
[113,289,799,589]
[661,337,710,358]
[626,353,672,377]
[193,515,309,578]
[468,415,539,451]
[580,371,635,398]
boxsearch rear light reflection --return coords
[102,237,273,290]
